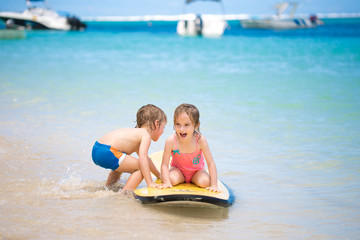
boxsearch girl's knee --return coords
[195,177,210,188]
[169,174,182,185]
[192,171,210,188]
[169,169,184,185]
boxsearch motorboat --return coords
[240,2,323,30]
[177,0,228,37]
[0,0,86,31]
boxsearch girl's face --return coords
[174,112,197,140]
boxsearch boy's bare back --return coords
[98,128,150,155]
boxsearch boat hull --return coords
[241,18,317,30]
[0,8,86,31]
[177,14,227,37]
[0,16,50,30]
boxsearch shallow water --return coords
[0,19,360,239]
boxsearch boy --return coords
[92,104,167,192]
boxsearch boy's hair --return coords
[174,103,200,133]
[135,104,167,130]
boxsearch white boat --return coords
[177,0,228,37]
[0,0,86,31]
[240,2,323,30]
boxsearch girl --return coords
[160,103,219,192]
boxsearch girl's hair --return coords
[174,103,201,134]
[135,104,167,130]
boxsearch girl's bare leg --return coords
[191,169,210,188]
[169,167,185,186]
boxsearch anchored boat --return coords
[177,0,228,37]
[240,2,323,30]
[0,0,86,31]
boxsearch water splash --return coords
[39,165,126,200]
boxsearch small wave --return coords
[40,172,129,200]
[58,177,119,199]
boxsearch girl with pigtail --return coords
[160,103,220,192]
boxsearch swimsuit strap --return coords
[173,134,177,149]
[172,134,179,156]
[196,134,199,151]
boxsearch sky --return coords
[0,0,359,17]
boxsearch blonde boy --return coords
[92,104,167,192]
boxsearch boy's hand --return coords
[148,182,160,188]
[158,183,172,189]
[206,186,221,193]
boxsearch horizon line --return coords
[82,12,360,21]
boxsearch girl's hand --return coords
[206,186,221,193]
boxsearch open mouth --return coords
[179,133,187,138]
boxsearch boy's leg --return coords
[121,170,143,191]
[106,155,140,186]
[117,155,140,173]
[118,155,144,190]
[106,171,122,186]
[191,169,210,188]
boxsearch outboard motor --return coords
[67,16,86,31]
[195,15,203,36]
[309,15,318,24]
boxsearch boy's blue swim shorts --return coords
[92,141,127,171]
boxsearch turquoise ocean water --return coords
[1,19,360,239]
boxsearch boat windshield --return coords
[26,0,50,9]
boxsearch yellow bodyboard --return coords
[134,151,234,207]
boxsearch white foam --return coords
[53,177,120,200]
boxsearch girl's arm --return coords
[160,137,173,188]
[200,136,220,192]
[138,134,159,188]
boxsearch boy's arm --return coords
[138,135,158,188]
[200,136,219,192]
[160,138,173,188]
[148,156,161,179]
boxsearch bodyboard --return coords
[134,151,235,207]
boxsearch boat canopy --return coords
[184,0,225,14]
[274,2,298,17]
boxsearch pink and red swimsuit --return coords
[171,135,205,183]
